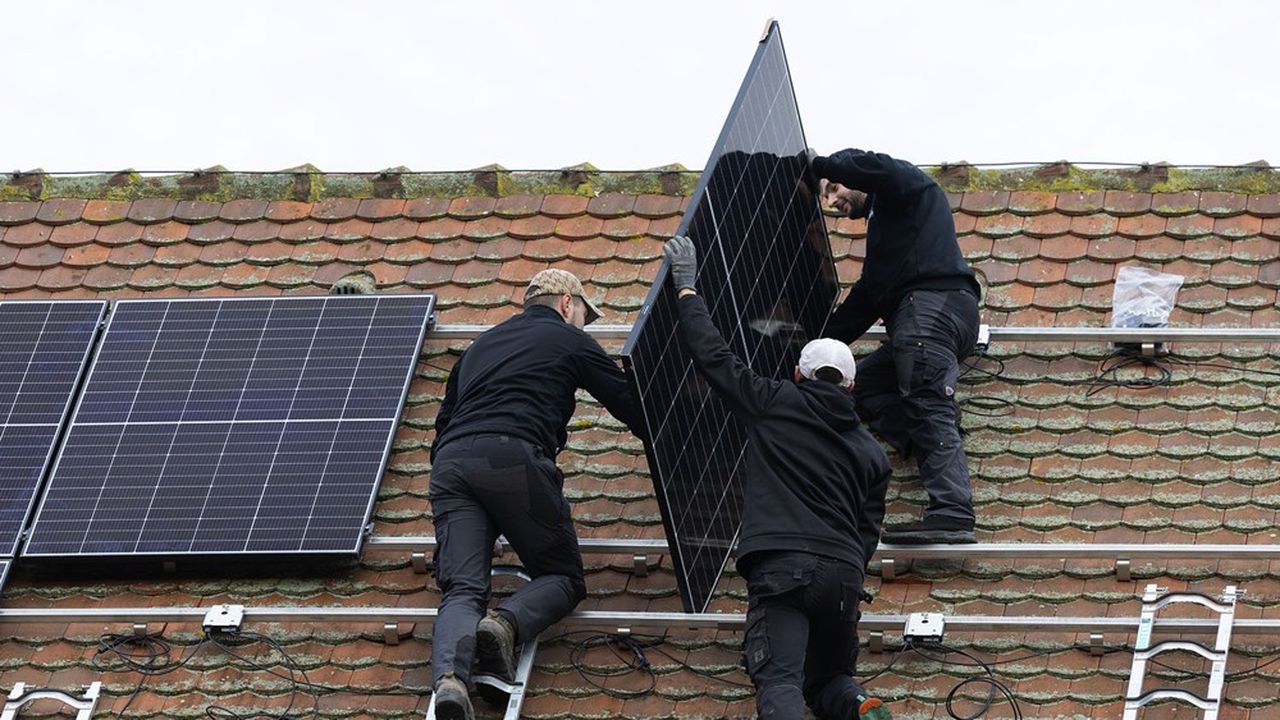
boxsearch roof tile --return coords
[337,240,385,263]
[497,257,549,285]
[96,222,147,247]
[1165,213,1215,239]
[264,200,312,222]
[587,193,637,218]
[356,198,406,221]
[452,259,502,287]
[404,197,451,220]
[15,245,63,269]
[1038,235,1088,262]
[2,223,53,247]
[0,241,17,266]
[382,239,433,265]
[219,199,269,223]
[0,266,40,291]
[81,264,132,290]
[1214,214,1263,239]
[1069,214,1119,238]
[277,219,326,242]
[447,196,496,219]
[36,265,87,291]
[646,215,681,238]
[368,218,421,242]
[990,236,1040,261]
[61,244,111,268]
[474,236,526,262]
[220,263,271,289]
[174,264,224,290]
[312,198,360,221]
[418,217,465,240]
[290,240,340,264]
[429,238,480,263]
[591,260,642,288]
[522,237,572,261]
[1008,191,1057,215]
[366,261,408,287]
[974,213,1025,238]
[1229,237,1280,263]
[245,241,295,266]
[958,234,992,262]
[404,261,455,288]
[173,199,223,223]
[0,201,40,226]
[1064,259,1118,286]
[231,220,282,243]
[612,236,663,261]
[493,194,543,218]
[266,262,317,288]
[1056,191,1106,215]
[1032,282,1083,310]
[141,221,191,246]
[36,198,88,226]
[81,200,130,224]
[1259,260,1280,288]
[1023,213,1071,238]
[48,223,98,248]
[632,194,682,219]
[152,244,198,267]
[200,242,251,266]
[959,190,1010,215]
[540,194,589,219]
[325,218,375,243]
[460,216,511,240]
[1116,214,1167,239]
[1102,190,1152,216]
[555,214,605,240]
[126,263,177,290]
[1199,191,1248,217]
[1133,236,1185,262]
[1245,194,1280,218]
[106,244,156,268]
[509,214,557,240]
[186,220,237,245]
[125,198,176,225]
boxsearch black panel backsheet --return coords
[24,294,434,559]
[0,301,106,559]
[621,23,837,612]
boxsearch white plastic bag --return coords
[1111,266,1184,328]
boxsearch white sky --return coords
[6,0,1279,173]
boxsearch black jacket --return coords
[433,304,643,460]
[813,149,980,342]
[676,294,891,573]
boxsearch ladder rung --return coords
[1125,688,1217,711]
[1134,640,1226,663]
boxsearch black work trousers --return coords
[854,289,979,524]
[428,434,586,687]
[742,551,869,720]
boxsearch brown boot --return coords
[475,609,518,682]
[433,672,474,720]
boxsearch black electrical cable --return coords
[205,630,318,720]
[92,633,210,719]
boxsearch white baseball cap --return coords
[798,338,857,388]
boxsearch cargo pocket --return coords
[742,605,772,676]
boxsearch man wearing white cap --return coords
[428,268,645,720]
[665,235,894,720]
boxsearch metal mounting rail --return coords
[429,323,1280,344]
[364,536,1280,581]
[3,606,1280,637]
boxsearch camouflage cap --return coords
[525,268,603,324]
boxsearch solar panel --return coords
[0,559,8,593]
[23,294,435,559]
[621,22,837,612]
[0,300,106,558]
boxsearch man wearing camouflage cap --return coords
[429,269,645,719]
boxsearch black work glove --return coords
[798,147,822,194]
[664,235,698,292]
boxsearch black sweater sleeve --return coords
[432,350,463,460]
[812,148,930,197]
[826,281,879,344]
[574,334,648,441]
[676,294,782,420]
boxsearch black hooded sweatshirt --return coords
[676,294,892,574]
[812,149,981,342]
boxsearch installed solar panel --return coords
[0,300,106,558]
[24,294,435,558]
[621,22,837,612]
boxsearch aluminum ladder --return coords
[426,566,540,720]
[1122,583,1242,720]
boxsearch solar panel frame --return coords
[621,22,837,612]
[23,294,435,559]
[0,300,106,559]
[0,559,8,593]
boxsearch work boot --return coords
[880,516,975,545]
[475,610,518,682]
[433,672,474,720]
[857,694,893,719]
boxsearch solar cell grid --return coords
[24,294,434,558]
[0,300,106,558]
[622,23,836,612]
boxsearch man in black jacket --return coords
[665,235,894,720]
[809,148,982,545]
[428,269,645,720]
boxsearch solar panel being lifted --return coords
[621,22,837,613]
[0,300,106,559]
[23,294,435,559]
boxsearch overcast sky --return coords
[6,1,1279,173]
